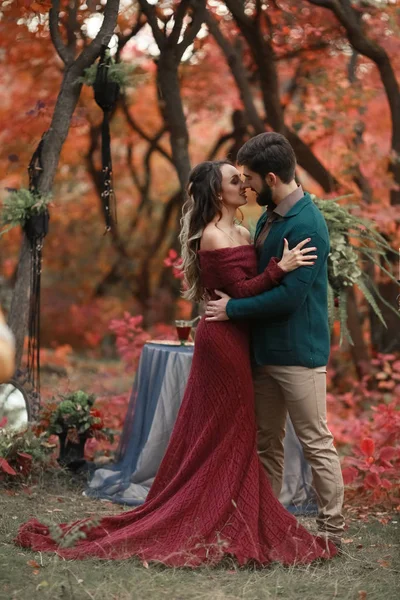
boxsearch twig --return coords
[49,0,73,65]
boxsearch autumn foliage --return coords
[326,351,400,508]
[0,2,399,510]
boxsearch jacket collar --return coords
[255,192,312,240]
[283,192,312,217]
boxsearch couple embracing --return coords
[17,133,344,566]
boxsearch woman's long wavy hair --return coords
[179,160,231,302]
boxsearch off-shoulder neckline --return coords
[198,244,253,254]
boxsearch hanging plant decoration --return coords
[77,52,147,231]
[312,195,400,345]
[0,188,51,236]
[78,58,143,89]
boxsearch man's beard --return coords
[256,184,275,209]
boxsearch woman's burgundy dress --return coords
[16,246,336,565]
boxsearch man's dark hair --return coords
[237,132,296,183]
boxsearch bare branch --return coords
[49,0,73,65]
[121,95,173,165]
[263,9,274,40]
[176,0,207,61]
[206,12,264,133]
[276,41,329,61]
[73,0,121,73]
[118,12,146,52]
[127,143,145,194]
[66,0,79,57]
[306,0,335,7]
[137,0,165,49]
[306,0,398,78]
[281,63,303,110]
[143,126,168,197]
[225,0,337,191]
[223,0,253,30]
[307,0,400,201]
[207,131,234,160]
[169,0,191,47]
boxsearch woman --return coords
[16,161,336,565]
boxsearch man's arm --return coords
[226,231,328,321]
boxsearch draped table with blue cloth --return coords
[87,342,316,514]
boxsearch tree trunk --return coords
[8,71,86,370]
[206,13,264,135]
[346,288,370,377]
[370,280,400,352]
[157,52,192,191]
[224,0,337,192]
[306,0,400,203]
[7,0,120,369]
[7,237,31,368]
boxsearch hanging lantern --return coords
[93,46,120,231]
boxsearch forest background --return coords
[0,0,400,508]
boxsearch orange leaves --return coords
[26,558,41,576]
[29,1,52,13]
[26,559,40,569]
[377,558,392,569]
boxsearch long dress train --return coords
[15,245,336,566]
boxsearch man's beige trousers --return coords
[253,364,345,537]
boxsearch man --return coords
[0,306,15,383]
[205,132,344,547]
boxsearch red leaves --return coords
[379,446,396,463]
[342,467,358,485]
[330,351,400,508]
[0,458,17,476]
[164,249,184,280]
[109,312,177,372]
[360,438,375,458]
[342,466,358,485]
[343,433,398,501]
[0,453,33,477]
[16,452,33,476]
[380,479,392,490]
[364,472,381,489]
[109,313,150,373]
[89,409,104,430]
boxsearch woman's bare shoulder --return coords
[200,224,232,251]
[235,225,251,242]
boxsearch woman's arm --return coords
[200,227,286,298]
[223,257,286,298]
[201,228,316,299]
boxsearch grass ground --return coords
[1,354,399,599]
[0,474,399,600]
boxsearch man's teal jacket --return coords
[226,192,331,368]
